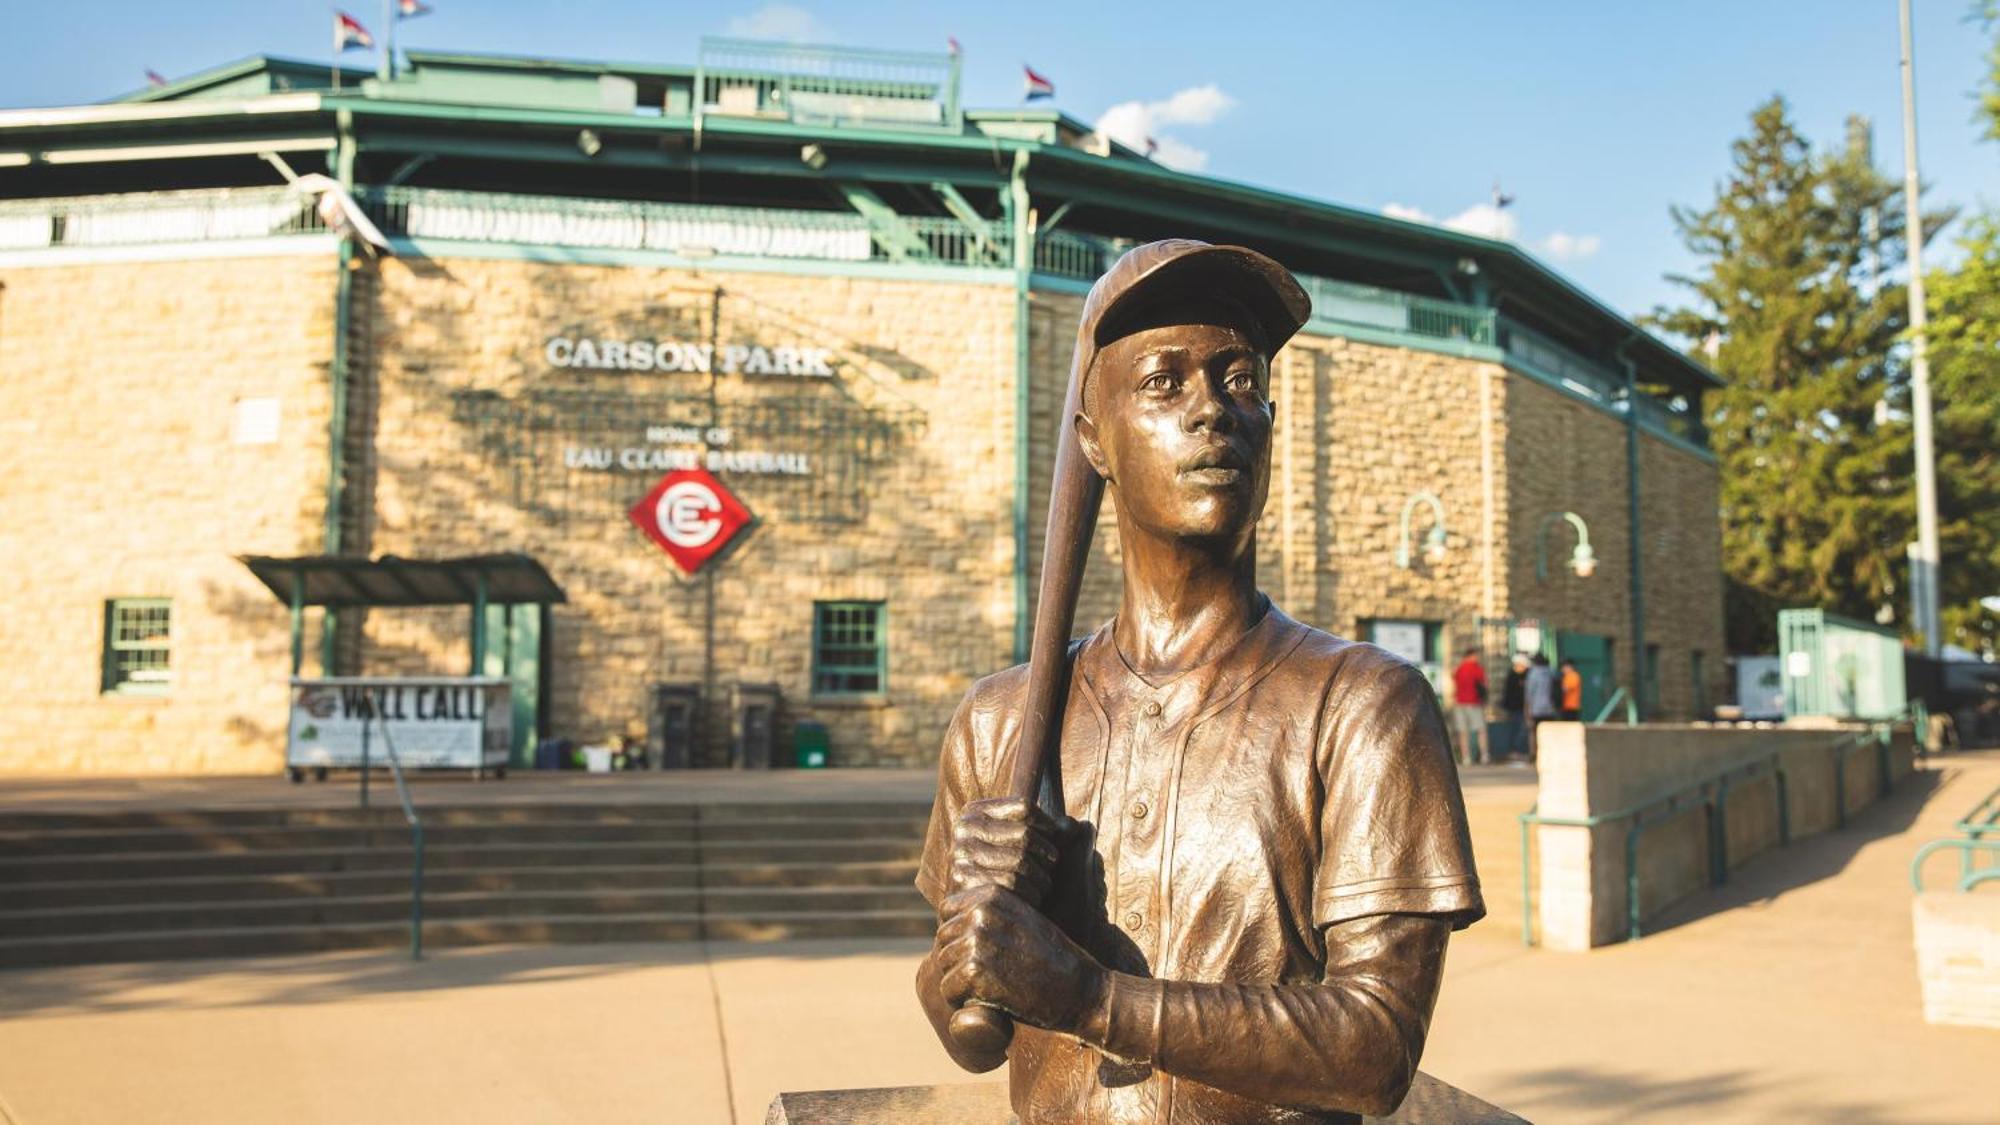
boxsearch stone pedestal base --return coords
[765,1072,1524,1123]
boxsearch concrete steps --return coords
[0,800,937,968]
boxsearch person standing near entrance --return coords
[1499,653,1529,762]
[1559,658,1584,721]
[1524,653,1557,763]
[1450,647,1489,765]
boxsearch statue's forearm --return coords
[1077,915,1450,1117]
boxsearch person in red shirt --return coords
[1450,648,1489,765]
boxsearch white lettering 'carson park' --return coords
[545,336,835,377]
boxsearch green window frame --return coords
[812,601,886,698]
[103,598,172,695]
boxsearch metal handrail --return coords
[1910,781,2000,892]
[1955,783,2000,838]
[1519,748,1795,945]
[1911,838,2000,892]
[359,688,426,960]
[1592,686,1638,724]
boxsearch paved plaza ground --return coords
[0,756,1993,1124]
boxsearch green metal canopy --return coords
[240,553,566,608]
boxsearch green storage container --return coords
[794,721,830,768]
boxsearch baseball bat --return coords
[947,323,1107,1058]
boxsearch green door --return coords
[1556,631,1614,720]
[483,603,544,767]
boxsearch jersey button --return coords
[1143,700,1162,717]
[1123,911,1144,931]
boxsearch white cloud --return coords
[1441,202,1518,241]
[1094,83,1237,172]
[724,4,829,43]
[1539,231,1602,261]
[1381,200,1602,260]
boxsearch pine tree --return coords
[1650,97,1934,653]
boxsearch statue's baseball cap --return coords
[1075,239,1312,411]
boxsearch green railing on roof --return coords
[1036,230,1122,281]
[695,37,961,131]
[0,186,327,251]
[1298,275,1495,348]
[3,184,1538,367]
[1499,318,1709,451]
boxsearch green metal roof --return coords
[14,47,1719,393]
[115,55,370,104]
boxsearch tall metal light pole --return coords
[1899,0,1942,656]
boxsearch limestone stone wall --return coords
[0,256,336,775]
[353,257,1018,766]
[1504,375,1725,719]
[0,244,1728,776]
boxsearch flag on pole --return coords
[145,69,169,87]
[946,36,961,57]
[1022,65,1054,101]
[1144,137,1160,159]
[1491,178,1515,210]
[334,12,374,52]
[397,0,432,18]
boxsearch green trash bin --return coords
[794,721,830,769]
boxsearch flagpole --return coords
[332,9,342,94]
[380,0,394,82]
[1899,0,1942,656]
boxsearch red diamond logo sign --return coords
[628,468,753,575]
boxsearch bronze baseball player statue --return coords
[915,240,1485,1123]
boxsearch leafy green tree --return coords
[1650,97,1937,653]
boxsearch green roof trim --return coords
[114,55,369,105]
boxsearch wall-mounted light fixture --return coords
[800,143,828,170]
[576,129,603,157]
[1536,511,1597,580]
[1395,491,1448,569]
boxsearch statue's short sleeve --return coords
[915,690,984,911]
[1313,654,1485,931]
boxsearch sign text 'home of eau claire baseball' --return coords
[562,424,812,477]
[545,336,835,377]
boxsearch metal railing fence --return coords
[0,187,326,251]
[695,37,961,130]
[358,687,426,961]
[1517,747,1796,946]
[1911,782,2000,893]
[6,185,1566,368]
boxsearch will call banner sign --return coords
[286,679,511,771]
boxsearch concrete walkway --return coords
[0,758,1991,1123]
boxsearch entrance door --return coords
[1556,632,1614,720]
[483,603,545,767]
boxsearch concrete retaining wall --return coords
[1534,722,1915,950]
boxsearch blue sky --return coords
[5,1,1995,318]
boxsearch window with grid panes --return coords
[812,601,886,697]
[103,599,172,694]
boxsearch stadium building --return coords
[0,40,1724,773]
